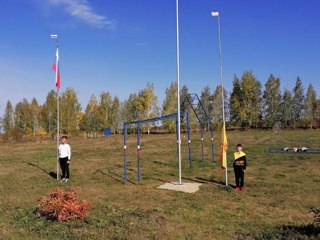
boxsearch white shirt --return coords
[59,144,71,160]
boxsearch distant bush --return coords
[36,188,90,221]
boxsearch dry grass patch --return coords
[0,130,320,239]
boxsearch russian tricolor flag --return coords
[52,48,60,90]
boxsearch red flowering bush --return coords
[36,188,90,221]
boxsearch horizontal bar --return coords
[124,112,188,126]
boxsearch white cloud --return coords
[48,0,115,29]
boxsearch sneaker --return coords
[234,187,241,191]
[240,187,245,191]
[61,178,66,183]
[65,179,69,183]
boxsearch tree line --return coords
[1,70,320,139]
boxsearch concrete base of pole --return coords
[157,182,202,193]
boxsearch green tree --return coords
[303,84,317,128]
[138,83,159,133]
[60,88,81,133]
[212,85,228,128]
[30,98,40,136]
[179,85,190,127]
[110,96,121,134]
[229,75,242,126]
[230,71,262,128]
[199,85,213,129]
[122,83,159,133]
[99,91,113,129]
[263,74,281,127]
[315,99,320,128]
[162,82,178,132]
[180,85,189,113]
[41,90,57,133]
[279,89,293,128]
[162,82,178,115]
[14,99,32,136]
[122,93,139,124]
[138,83,159,120]
[3,101,14,136]
[80,95,101,133]
[292,77,305,127]
[241,71,262,128]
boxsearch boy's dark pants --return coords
[59,157,70,179]
[234,167,244,188]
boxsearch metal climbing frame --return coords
[123,93,214,184]
[123,113,186,184]
[180,93,215,161]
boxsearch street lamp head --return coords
[211,12,219,17]
[50,34,58,39]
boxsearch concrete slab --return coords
[157,182,202,193]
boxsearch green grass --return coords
[0,129,320,239]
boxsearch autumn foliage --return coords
[36,188,90,221]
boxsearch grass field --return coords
[0,129,320,239]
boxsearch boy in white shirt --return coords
[58,136,71,183]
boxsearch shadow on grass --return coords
[150,160,174,167]
[127,167,170,184]
[96,169,133,184]
[279,224,320,237]
[181,177,208,184]
[27,163,57,179]
[251,224,320,239]
[195,176,235,188]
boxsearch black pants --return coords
[234,168,244,187]
[59,157,70,179]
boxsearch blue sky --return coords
[1,0,319,115]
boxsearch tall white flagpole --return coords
[56,59,60,181]
[51,34,60,181]
[212,12,228,186]
[176,0,182,185]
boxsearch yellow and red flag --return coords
[219,121,228,169]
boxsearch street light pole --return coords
[211,12,225,122]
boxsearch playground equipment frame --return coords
[123,94,214,184]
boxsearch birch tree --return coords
[3,101,14,136]
[292,77,305,127]
[303,84,317,128]
[263,74,281,127]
